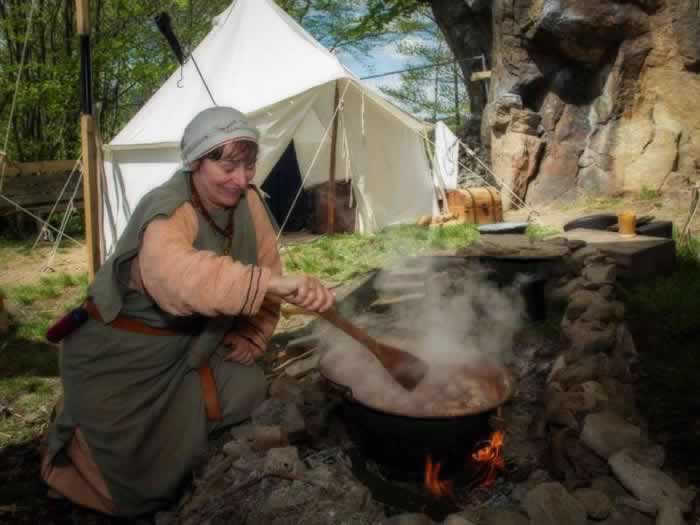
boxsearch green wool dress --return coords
[45,170,268,516]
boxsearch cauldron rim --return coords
[320,367,513,421]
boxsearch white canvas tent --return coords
[102,0,438,255]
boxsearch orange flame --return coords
[424,455,452,497]
[471,430,505,487]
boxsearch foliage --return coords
[282,223,479,284]
[621,238,700,482]
[525,222,560,241]
[378,5,467,124]
[0,0,425,163]
[639,185,661,201]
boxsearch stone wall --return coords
[485,0,700,208]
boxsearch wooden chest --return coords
[446,188,503,225]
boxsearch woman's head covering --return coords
[180,107,259,167]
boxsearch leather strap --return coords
[198,365,223,422]
[85,300,223,422]
[85,300,181,337]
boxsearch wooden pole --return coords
[76,0,100,279]
[327,81,340,235]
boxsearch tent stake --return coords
[76,0,101,280]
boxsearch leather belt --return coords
[85,300,223,422]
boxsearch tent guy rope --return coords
[0,193,84,246]
[275,79,353,241]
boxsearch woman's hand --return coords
[225,338,265,366]
[268,274,335,313]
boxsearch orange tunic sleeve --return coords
[223,188,282,356]
[136,201,271,318]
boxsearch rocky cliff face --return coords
[440,0,700,209]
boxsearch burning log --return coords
[471,430,506,487]
[424,455,452,498]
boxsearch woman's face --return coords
[194,141,257,208]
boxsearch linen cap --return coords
[180,106,259,167]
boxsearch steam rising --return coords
[318,258,526,417]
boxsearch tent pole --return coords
[76,0,100,279]
[327,80,340,235]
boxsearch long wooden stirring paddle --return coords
[283,303,428,391]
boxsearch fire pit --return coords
[319,333,513,483]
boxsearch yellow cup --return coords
[618,211,637,237]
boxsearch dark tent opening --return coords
[261,142,311,232]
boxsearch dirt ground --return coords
[0,242,87,289]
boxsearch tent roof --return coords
[111,0,428,148]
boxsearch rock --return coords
[547,354,568,384]
[545,390,596,427]
[264,481,320,513]
[252,425,288,451]
[479,509,529,525]
[561,317,617,356]
[625,444,666,469]
[154,512,176,525]
[656,502,685,525]
[570,380,609,410]
[551,354,610,388]
[524,482,587,525]
[382,513,434,525]
[526,142,581,205]
[609,450,695,512]
[573,488,613,520]
[264,446,303,477]
[592,476,631,501]
[581,412,644,459]
[547,277,586,308]
[529,468,552,485]
[510,108,542,135]
[269,375,305,404]
[583,264,617,285]
[222,439,253,459]
[252,399,306,441]
[443,515,477,525]
[489,93,523,133]
[599,506,655,525]
[611,325,639,382]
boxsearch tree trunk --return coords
[427,0,491,141]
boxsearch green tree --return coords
[0,0,424,164]
[377,7,467,127]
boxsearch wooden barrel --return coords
[446,188,503,225]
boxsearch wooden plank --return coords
[81,114,101,279]
[75,0,90,34]
[1,159,77,177]
[0,172,83,211]
[327,80,340,235]
[470,70,492,82]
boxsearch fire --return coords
[471,430,505,487]
[424,455,452,497]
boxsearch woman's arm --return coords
[223,189,282,362]
[137,202,271,317]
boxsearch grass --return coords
[282,223,480,284]
[582,195,624,211]
[1,266,88,447]
[620,234,700,482]
[639,186,661,201]
[525,223,560,241]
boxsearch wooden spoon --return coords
[284,304,428,391]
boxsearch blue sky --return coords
[337,40,423,96]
